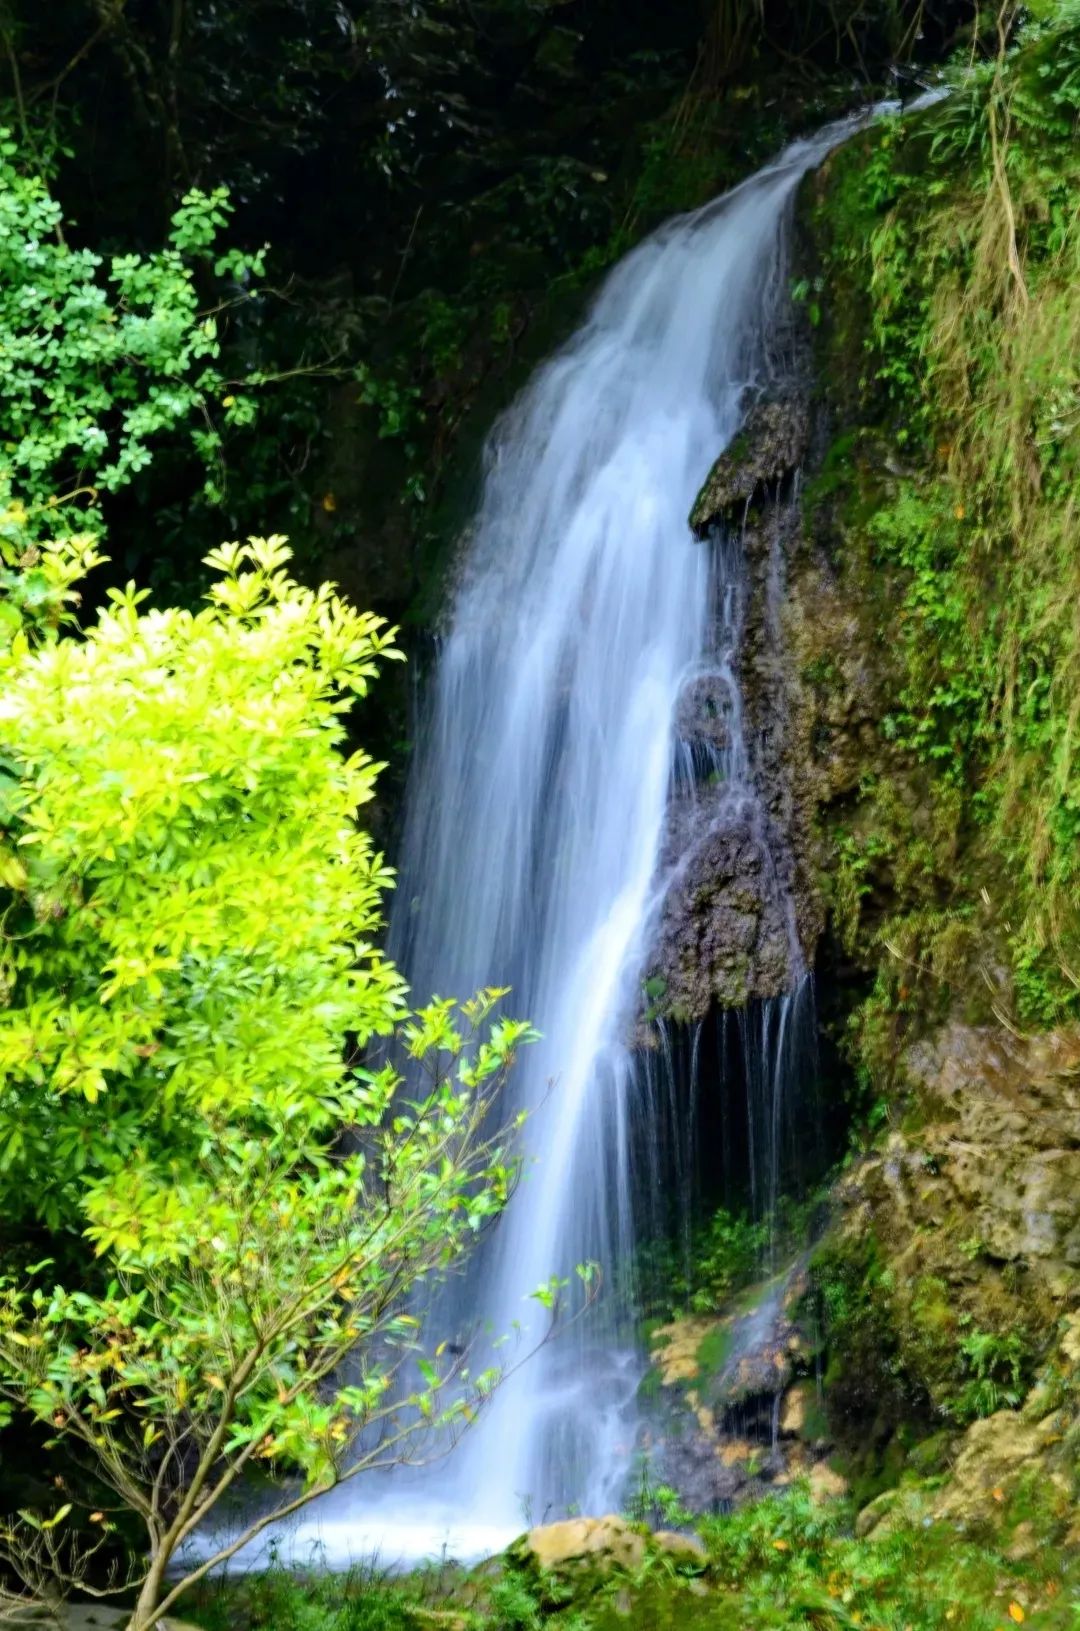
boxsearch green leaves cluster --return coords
[0,536,402,1229]
[0,132,263,633]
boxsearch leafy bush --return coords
[0,130,262,573]
[637,1205,769,1320]
[0,537,542,1631]
[683,1207,771,1313]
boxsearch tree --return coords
[0,125,264,625]
[0,535,542,1630]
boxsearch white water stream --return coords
[241,111,893,1572]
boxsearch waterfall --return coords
[288,113,876,1568]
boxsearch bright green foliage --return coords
[0,978,534,1626]
[0,526,106,648]
[643,1206,769,1319]
[0,538,544,1628]
[685,1484,1078,1631]
[186,1481,1080,1631]
[955,1326,1027,1421]
[0,536,404,1231]
[639,1199,817,1321]
[683,1208,769,1313]
[0,130,263,618]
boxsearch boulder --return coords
[513,1515,647,1581]
[508,1516,709,1607]
[652,1530,708,1569]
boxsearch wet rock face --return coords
[647,806,795,1013]
[674,674,732,758]
[642,377,824,1020]
[690,398,812,536]
[640,1262,845,1514]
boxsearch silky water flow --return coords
[222,111,889,1572]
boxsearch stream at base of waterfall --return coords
[192,107,898,1574]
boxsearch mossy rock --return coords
[689,397,810,534]
[505,1518,709,1612]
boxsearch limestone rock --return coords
[514,1515,647,1579]
[779,1382,810,1436]
[642,372,829,1027]
[902,1024,1080,1270]
[930,1407,1074,1525]
[652,1530,708,1569]
[509,1517,709,1606]
[652,1317,716,1386]
[690,398,811,535]
[642,1263,825,1514]
[819,1021,1080,1427]
[808,1460,848,1503]
[698,1266,809,1416]
[644,804,797,1016]
[674,673,733,757]
[855,1489,900,1539]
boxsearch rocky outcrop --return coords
[506,1516,707,1608]
[643,382,826,1019]
[642,158,1080,1520]
[640,1263,845,1512]
[645,808,797,1014]
[690,398,811,535]
[901,1024,1080,1276]
[813,1022,1080,1455]
[855,1313,1080,1547]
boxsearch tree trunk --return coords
[126,1551,169,1631]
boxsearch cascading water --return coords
[286,113,880,1568]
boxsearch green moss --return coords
[694,1323,734,1378]
[805,9,1080,1048]
[636,1364,664,1404]
[799,1396,830,1444]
